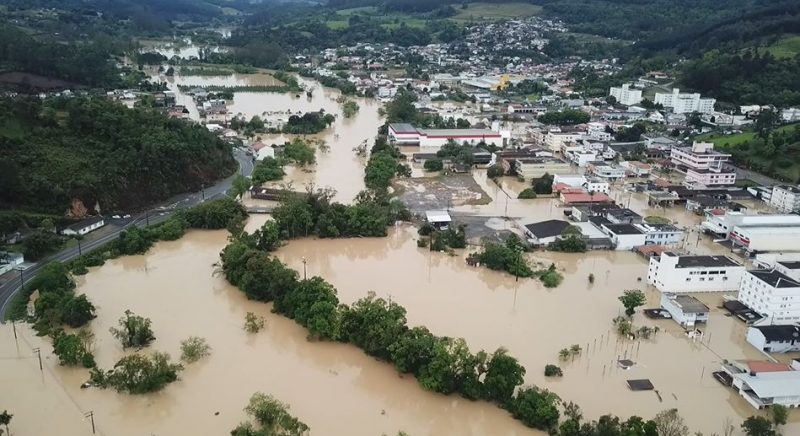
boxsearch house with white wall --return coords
[746,325,800,354]
[647,252,744,293]
[660,293,709,327]
[720,359,800,409]
[61,216,105,237]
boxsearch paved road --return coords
[0,148,254,320]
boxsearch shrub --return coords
[180,336,211,363]
[544,364,563,377]
[423,159,444,171]
[244,312,266,333]
[518,188,537,199]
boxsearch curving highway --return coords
[0,148,254,320]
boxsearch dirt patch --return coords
[396,173,491,212]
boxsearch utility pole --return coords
[201,184,206,201]
[17,266,24,288]
[84,411,96,434]
[33,347,42,372]
[77,239,82,256]
[11,320,17,342]
[301,257,307,280]
[146,209,150,226]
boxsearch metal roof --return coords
[425,210,452,223]
[736,371,800,399]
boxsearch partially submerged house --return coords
[425,210,452,230]
[660,293,709,328]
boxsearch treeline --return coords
[220,230,663,433]
[0,25,123,88]
[0,96,237,214]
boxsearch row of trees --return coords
[220,230,690,432]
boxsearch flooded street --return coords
[154,69,379,202]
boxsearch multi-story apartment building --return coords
[654,88,716,114]
[770,185,800,213]
[609,83,643,106]
[670,141,736,187]
[647,252,745,293]
[739,269,800,325]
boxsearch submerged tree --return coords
[109,310,155,349]
[619,289,646,316]
[231,392,309,436]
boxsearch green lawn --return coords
[325,20,349,30]
[335,6,379,16]
[698,123,799,149]
[451,2,542,21]
[764,35,800,59]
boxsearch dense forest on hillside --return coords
[680,51,800,107]
[0,97,237,214]
[0,26,127,88]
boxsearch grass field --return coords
[764,35,800,59]
[698,123,799,148]
[451,2,542,21]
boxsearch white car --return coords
[122,214,131,219]
[111,215,121,219]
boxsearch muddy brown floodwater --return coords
[1,226,537,436]
[155,71,379,202]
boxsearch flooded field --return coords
[5,220,798,435]
[1,227,537,436]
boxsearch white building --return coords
[770,185,800,213]
[660,293,710,327]
[425,210,452,230]
[670,142,736,187]
[739,269,800,325]
[609,83,643,106]
[600,223,646,250]
[639,223,683,246]
[721,359,800,408]
[61,216,105,236]
[388,123,503,148]
[702,211,800,238]
[782,108,800,123]
[524,220,571,246]
[514,158,573,181]
[588,164,626,181]
[746,325,800,354]
[647,252,744,293]
[654,88,716,114]
[544,131,582,152]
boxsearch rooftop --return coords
[65,215,105,232]
[524,219,571,239]
[751,325,800,343]
[665,253,741,268]
[665,294,709,314]
[735,371,800,399]
[389,123,418,134]
[604,224,644,235]
[778,261,800,270]
[420,128,501,138]
[562,192,613,204]
[749,269,800,289]
[425,210,452,223]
